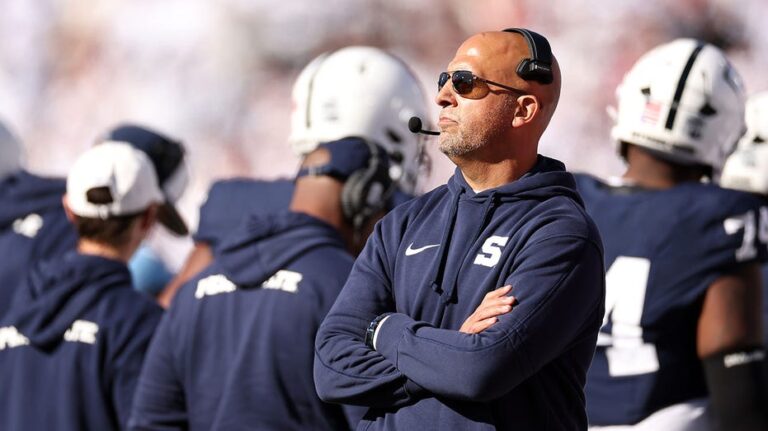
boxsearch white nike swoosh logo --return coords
[405,243,440,256]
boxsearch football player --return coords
[129,138,390,430]
[159,46,430,307]
[720,91,768,345]
[576,40,768,430]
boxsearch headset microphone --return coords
[408,117,440,136]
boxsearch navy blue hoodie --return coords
[129,211,361,430]
[193,178,294,249]
[0,171,77,318]
[195,178,415,251]
[0,252,163,430]
[314,156,605,430]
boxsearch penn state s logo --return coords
[473,236,509,268]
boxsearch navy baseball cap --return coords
[100,124,189,235]
[296,137,389,181]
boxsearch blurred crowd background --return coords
[1,0,766,254]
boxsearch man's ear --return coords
[512,95,539,128]
[140,204,159,231]
[62,195,76,223]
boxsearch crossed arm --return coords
[314,229,604,405]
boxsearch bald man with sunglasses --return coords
[314,29,605,430]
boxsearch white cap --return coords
[99,124,190,235]
[66,142,164,219]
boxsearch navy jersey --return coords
[129,211,361,430]
[314,157,605,431]
[0,252,163,431]
[575,174,768,426]
[0,171,77,318]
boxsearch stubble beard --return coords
[438,99,514,158]
[438,124,485,158]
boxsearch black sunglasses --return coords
[438,70,526,99]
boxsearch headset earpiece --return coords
[341,139,393,233]
[502,28,554,85]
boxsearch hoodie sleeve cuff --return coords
[374,313,429,400]
[373,312,414,363]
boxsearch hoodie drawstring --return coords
[441,191,498,305]
[429,190,499,308]
[428,190,462,297]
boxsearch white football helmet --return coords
[611,39,746,171]
[0,120,23,180]
[720,145,768,195]
[288,46,430,194]
[736,91,768,149]
[721,92,768,194]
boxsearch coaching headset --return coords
[410,28,555,138]
[502,28,554,85]
[341,141,392,234]
[297,137,393,234]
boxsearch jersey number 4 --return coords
[597,256,660,377]
[598,208,768,378]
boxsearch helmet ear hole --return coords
[389,151,404,164]
[700,103,717,116]
[386,129,402,144]
[737,92,768,149]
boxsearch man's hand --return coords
[460,285,516,334]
